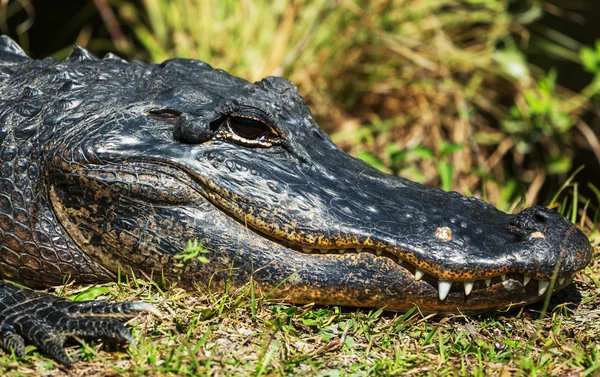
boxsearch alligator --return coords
[0,35,593,365]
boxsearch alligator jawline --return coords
[281,244,572,301]
[103,161,572,303]
[185,173,573,302]
[219,195,572,302]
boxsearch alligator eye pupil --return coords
[228,117,269,140]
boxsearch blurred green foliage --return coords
[580,40,600,99]
[501,70,573,174]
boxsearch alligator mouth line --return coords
[176,165,576,303]
[76,161,582,306]
[286,245,573,301]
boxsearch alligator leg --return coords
[0,281,159,366]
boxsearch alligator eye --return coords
[224,116,280,147]
[228,117,270,139]
[148,109,182,124]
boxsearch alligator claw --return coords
[0,282,158,366]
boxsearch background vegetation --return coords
[0,0,598,376]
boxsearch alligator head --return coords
[35,48,592,313]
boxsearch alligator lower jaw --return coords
[289,246,573,302]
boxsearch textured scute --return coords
[67,45,100,62]
[0,35,30,62]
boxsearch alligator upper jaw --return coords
[179,154,591,307]
[179,142,592,285]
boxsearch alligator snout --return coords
[510,206,593,278]
[512,206,564,234]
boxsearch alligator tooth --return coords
[538,280,550,296]
[319,249,327,254]
[523,276,531,286]
[415,269,425,281]
[356,248,363,252]
[464,281,474,296]
[501,274,506,281]
[558,277,565,285]
[302,248,312,253]
[339,249,346,254]
[438,281,452,301]
[397,257,403,265]
[485,279,491,287]
[375,250,382,256]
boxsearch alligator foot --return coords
[0,281,159,366]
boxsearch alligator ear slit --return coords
[148,109,182,126]
[148,109,181,118]
[209,116,226,132]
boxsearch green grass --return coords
[0,253,597,376]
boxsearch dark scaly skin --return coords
[0,36,593,365]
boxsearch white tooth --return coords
[558,277,565,285]
[375,250,382,256]
[485,279,491,287]
[319,249,327,254]
[438,281,452,301]
[398,257,403,265]
[501,274,506,281]
[464,281,474,296]
[523,276,531,286]
[415,269,425,280]
[538,280,550,296]
[339,249,346,254]
[302,248,312,253]
[356,248,363,252]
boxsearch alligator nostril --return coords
[510,206,558,235]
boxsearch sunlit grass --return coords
[1,248,597,376]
